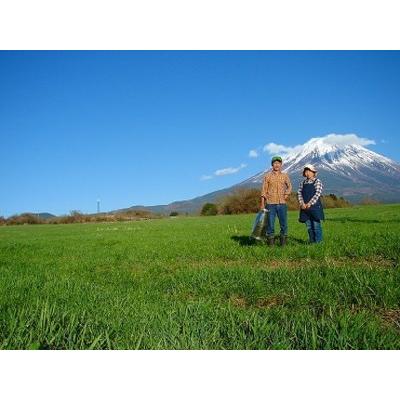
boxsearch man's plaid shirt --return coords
[297,178,323,206]
[261,170,292,204]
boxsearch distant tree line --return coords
[0,209,161,226]
[200,188,354,216]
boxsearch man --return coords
[260,156,292,246]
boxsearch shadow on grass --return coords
[231,235,309,246]
[231,235,258,246]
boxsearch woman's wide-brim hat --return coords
[303,164,317,176]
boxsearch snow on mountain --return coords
[237,137,400,202]
[284,138,399,175]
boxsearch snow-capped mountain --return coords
[238,137,400,203]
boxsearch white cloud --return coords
[201,163,247,180]
[321,133,375,147]
[215,163,247,176]
[263,142,302,155]
[263,133,375,157]
[249,149,259,158]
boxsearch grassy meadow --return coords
[0,204,399,349]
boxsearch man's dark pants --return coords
[266,204,288,237]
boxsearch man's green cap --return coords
[271,156,283,165]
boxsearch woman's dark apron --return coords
[299,179,325,223]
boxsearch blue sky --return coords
[1,51,400,216]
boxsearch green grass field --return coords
[1,204,399,349]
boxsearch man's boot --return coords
[280,235,288,247]
[267,236,275,246]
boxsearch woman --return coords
[297,164,324,243]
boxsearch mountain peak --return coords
[278,136,397,175]
[284,136,370,164]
